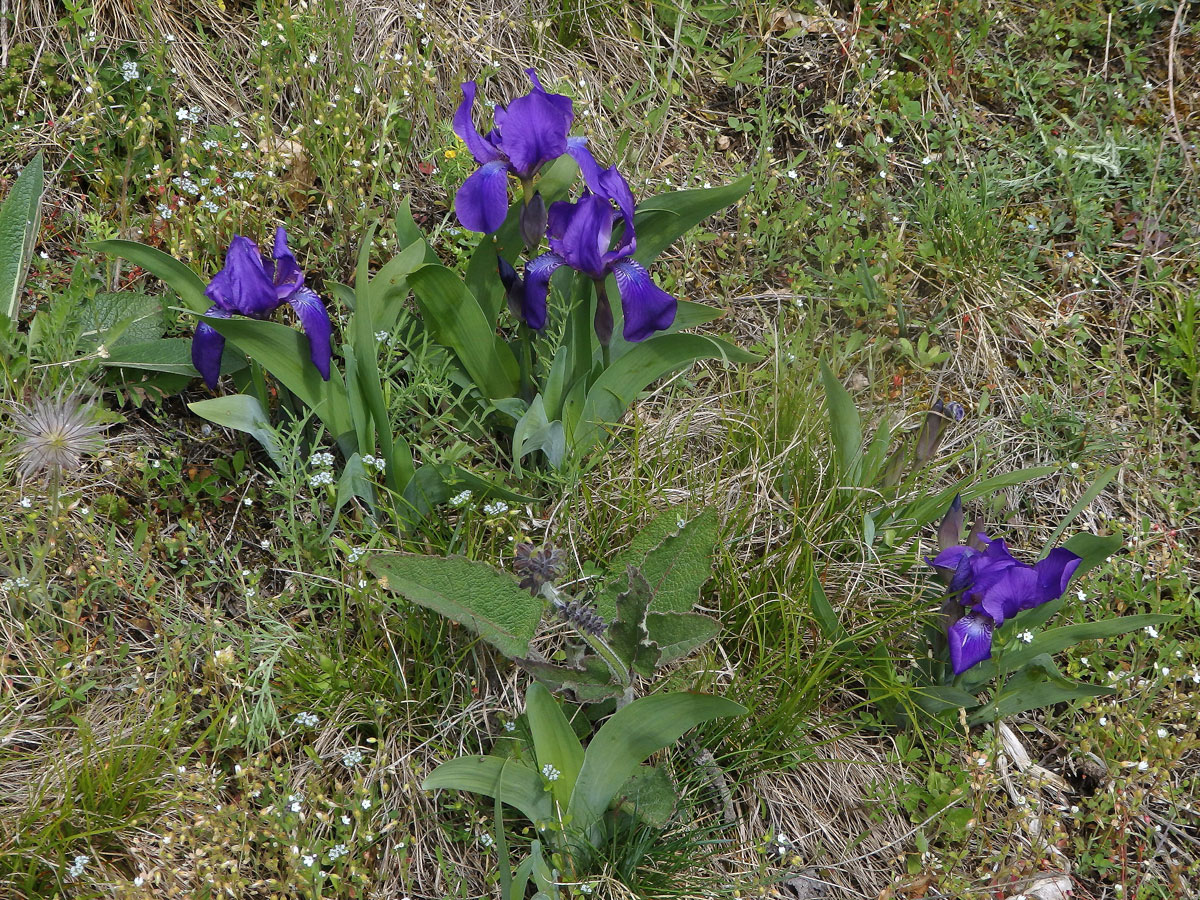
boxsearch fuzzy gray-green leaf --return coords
[368,554,543,659]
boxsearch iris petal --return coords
[549,194,611,279]
[205,236,279,318]
[566,137,604,193]
[271,226,305,299]
[287,287,332,380]
[191,306,231,390]
[498,86,572,178]
[1035,548,1082,602]
[948,612,994,675]
[522,253,564,332]
[455,160,511,234]
[611,259,676,342]
[452,81,502,165]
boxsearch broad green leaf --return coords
[200,315,354,441]
[409,263,519,399]
[594,508,719,622]
[969,655,1113,725]
[645,611,720,665]
[0,152,44,322]
[525,683,585,809]
[512,394,566,473]
[101,338,196,375]
[518,656,624,704]
[574,333,756,458]
[568,692,745,832]
[1041,467,1119,554]
[92,239,209,313]
[911,684,981,715]
[1061,532,1124,579]
[541,346,571,423]
[608,570,660,677]
[631,177,752,265]
[997,614,1170,675]
[367,553,543,658]
[614,765,676,828]
[422,756,552,826]
[819,359,863,485]
[187,395,285,468]
[79,292,163,348]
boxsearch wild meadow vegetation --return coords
[1,1,1198,898]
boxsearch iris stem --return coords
[517,324,535,404]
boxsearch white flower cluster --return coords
[1,576,30,593]
[483,500,509,516]
[287,793,303,813]
[175,105,204,123]
[66,855,89,879]
[541,763,560,781]
[341,749,364,768]
[479,832,495,848]
[294,711,319,728]
[327,843,348,860]
[310,451,335,469]
[309,470,334,488]
[171,175,200,195]
[120,60,140,82]
[361,454,386,472]
[449,489,472,508]
[155,203,174,220]
[348,547,366,564]
[201,139,220,151]
[232,170,255,180]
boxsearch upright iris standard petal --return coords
[522,252,565,332]
[549,194,612,279]
[495,84,572,178]
[271,227,305,298]
[286,287,332,380]
[205,236,279,318]
[611,259,677,342]
[948,612,995,675]
[1034,548,1082,602]
[455,160,511,234]
[192,306,231,389]
[452,81,502,164]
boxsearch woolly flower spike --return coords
[513,543,565,595]
[191,227,332,390]
[551,595,606,636]
[5,391,108,482]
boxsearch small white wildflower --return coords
[541,764,560,781]
[361,797,371,810]
[1157,728,1168,738]
[288,794,303,813]
[120,60,140,82]
[302,854,316,867]
[579,884,595,895]
[19,497,31,509]
[503,720,516,733]
[310,451,335,469]
[834,141,844,149]
[341,815,351,825]
[977,756,988,766]
[66,855,89,879]
[1069,461,1079,470]
[1099,717,1108,726]
[786,169,798,179]
[294,711,319,728]
[133,875,144,886]
[242,497,253,507]
[342,749,364,768]
[884,135,894,144]
[309,470,335,488]
[1080,657,1089,667]
[357,579,367,589]
[483,500,509,516]
[1145,625,1160,639]
[328,843,348,860]
[392,181,402,191]
[1161,666,1170,676]
[1138,761,1149,771]
[375,330,388,341]
[308,51,318,64]
[1018,630,1034,644]
[676,517,687,530]
[348,548,366,564]
[260,538,271,549]
[479,832,495,848]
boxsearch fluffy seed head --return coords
[6,392,108,482]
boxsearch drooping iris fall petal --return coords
[612,259,677,342]
[948,612,995,675]
[192,307,231,390]
[455,160,511,235]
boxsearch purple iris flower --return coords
[523,164,676,343]
[929,503,1081,674]
[191,227,332,390]
[453,69,598,235]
